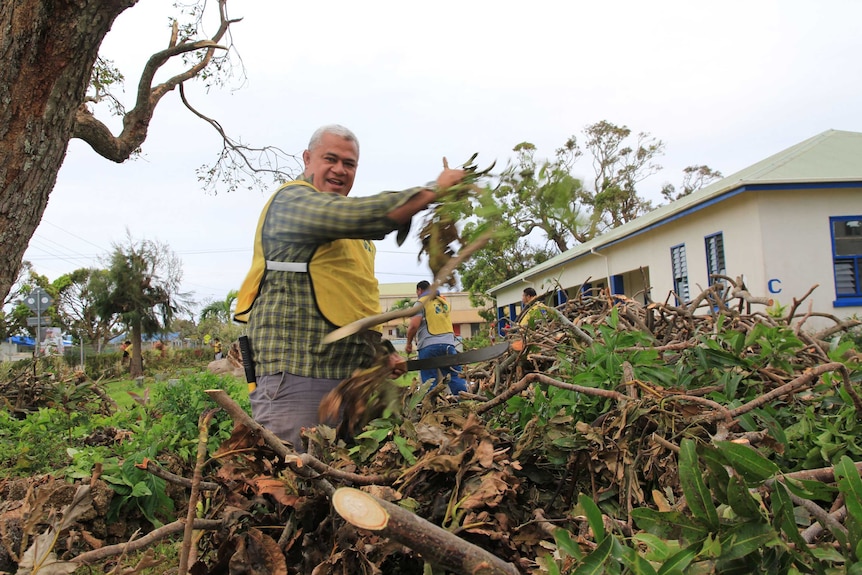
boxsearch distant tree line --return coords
[457,120,722,311]
[1,231,238,378]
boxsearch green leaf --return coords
[808,545,847,562]
[612,538,658,575]
[835,456,862,526]
[573,535,613,575]
[726,475,763,519]
[769,481,808,551]
[554,528,583,561]
[355,427,389,442]
[539,555,562,575]
[699,533,722,559]
[130,481,152,498]
[392,435,416,465]
[631,533,671,562]
[679,439,719,529]
[715,440,779,485]
[722,372,743,399]
[657,544,698,575]
[101,474,132,487]
[718,522,778,563]
[700,447,731,504]
[631,508,709,544]
[782,476,837,502]
[579,493,606,542]
[835,456,862,557]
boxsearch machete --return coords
[396,342,509,372]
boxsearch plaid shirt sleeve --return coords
[247,182,428,380]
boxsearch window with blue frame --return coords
[831,216,862,303]
[555,289,568,306]
[670,244,690,303]
[704,232,726,284]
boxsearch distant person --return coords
[120,340,131,366]
[404,280,468,396]
[213,337,223,360]
[233,124,465,452]
[517,287,551,327]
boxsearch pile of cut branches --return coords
[7,279,862,575]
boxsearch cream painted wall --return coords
[646,194,765,300]
[494,188,862,330]
[497,194,765,308]
[757,187,862,320]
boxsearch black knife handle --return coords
[238,335,256,384]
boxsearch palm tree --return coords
[199,290,238,324]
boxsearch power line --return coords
[43,220,110,252]
[25,236,100,269]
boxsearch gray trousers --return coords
[250,372,341,453]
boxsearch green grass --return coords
[103,379,143,410]
[103,371,247,411]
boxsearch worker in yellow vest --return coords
[405,280,468,396]
[517,287,551,327]
[233,125,464,452]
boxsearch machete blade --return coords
[399,342,509,372]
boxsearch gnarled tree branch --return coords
[72,0,233,161]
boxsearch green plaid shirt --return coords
[246,179,423,380]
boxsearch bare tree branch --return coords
[72,0,233,162]
[179,83,301,193]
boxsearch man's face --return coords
[302,133,359,196]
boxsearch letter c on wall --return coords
[768,279,782,294]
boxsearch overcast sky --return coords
[23,0,862,317]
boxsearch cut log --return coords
[331,487,519,575]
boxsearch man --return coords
[234,125,464,451]
[212,337,223,360]
[404,280,469,396]
[517,287,551,327]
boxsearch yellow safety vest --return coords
[310,238,381,329]
[422,294,453,335]
[234,181,381,330]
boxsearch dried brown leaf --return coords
[460,471,512,510]
[250,477,301,507]
[229,528,287,575]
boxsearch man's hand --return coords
[435,168,465,193]
[387,352,406,378]
[404,342,413,354]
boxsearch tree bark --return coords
[0,0,135,301]
[332,487,520,575]
[130,320,143,378]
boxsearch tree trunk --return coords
[0,0,135,302]
[332,487,521,575]
[130,320,143,378]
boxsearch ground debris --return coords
[5,279,861,574]
[167,281,862,572]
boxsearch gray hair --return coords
[308,124,360,155]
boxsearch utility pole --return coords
[24,288,53,358]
